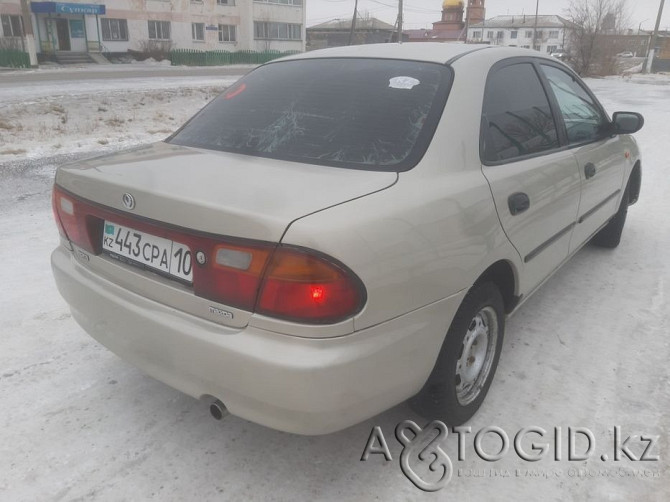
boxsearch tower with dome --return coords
[407,0,486,42]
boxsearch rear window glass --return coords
[168,58,452,171]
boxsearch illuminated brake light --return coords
[311,286,325,303]
[256,248,365,324]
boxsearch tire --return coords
[591,183,629,248]
[411,282,505,426]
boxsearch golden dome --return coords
[443,0,464,8]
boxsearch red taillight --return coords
[52,185,98,252]
[51,185,365,324]
[256,247,365,324]
[195,244,365,323]
[193,242,273,312]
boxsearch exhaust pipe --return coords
[209,399,229,421]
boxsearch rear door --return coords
[538,63,626,253]
[480,60,582,295]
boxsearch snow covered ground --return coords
[0,69,669,501]
[0,67,243,161]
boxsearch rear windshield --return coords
[168,58,452,171]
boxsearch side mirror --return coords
[611,112,644,135]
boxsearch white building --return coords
[467,15,573,55]
[0,0,305,61]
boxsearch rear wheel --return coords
[412,282,505,425]
[591,184,629,248]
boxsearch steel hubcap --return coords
[455,306,498,406]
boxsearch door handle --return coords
[584,162,596,179]
[508,192,530,215]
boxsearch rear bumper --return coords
[52,246,465,435]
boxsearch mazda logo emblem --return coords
[122,193,136,210]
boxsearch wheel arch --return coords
[628,160,641,205]
[473,260,519,314]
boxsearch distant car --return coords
[617,51,635,58]
[550,51,568,60]
[51,44,644,435]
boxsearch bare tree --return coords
[565,0,630,76]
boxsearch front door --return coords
[56,18,70,51]
[538,63,626,253]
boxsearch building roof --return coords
[469,15,574,30]
[308,18,396,32]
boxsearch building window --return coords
[217,0,235,4]
[101,18,128,41]
[497,31,504,39]
[192,23,205,41]
[525,30,532,38]
[487,31,494,39]
[254,22,302,40]
[254,0,303,5]
[148,20,171,40]
[536,30,543,38]
[547,45,558,53]
[511,31,518,39]
[218,24,236,42]
[1,14,23,37]
[472,30,482,39]
[548,30,559,39]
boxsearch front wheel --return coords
[411,282,505,425]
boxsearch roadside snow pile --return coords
[0,81,234,162]
[614,72,670,85]
[130,57,172,66]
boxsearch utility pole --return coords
[645,0,666,73]
[532,0,540,51]
[19,0,38,66]
[464,0,470,42]
[348,0,359,45]
[396,0,404,43]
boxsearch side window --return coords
[541,65,607,144]
[482,63,559,162]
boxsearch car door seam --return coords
[524,222,577,263]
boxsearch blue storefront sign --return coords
[31,2,106,15]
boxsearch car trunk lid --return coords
[55,142,397,242]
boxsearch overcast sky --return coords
[307,0,669,32]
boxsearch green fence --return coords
[0,49,31,68]
[169,49,301,66]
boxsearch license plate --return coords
[102,221,193,283]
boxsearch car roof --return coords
[279,43,550,65]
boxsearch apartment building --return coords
[0,0,305,60]
[467,15,573,55]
